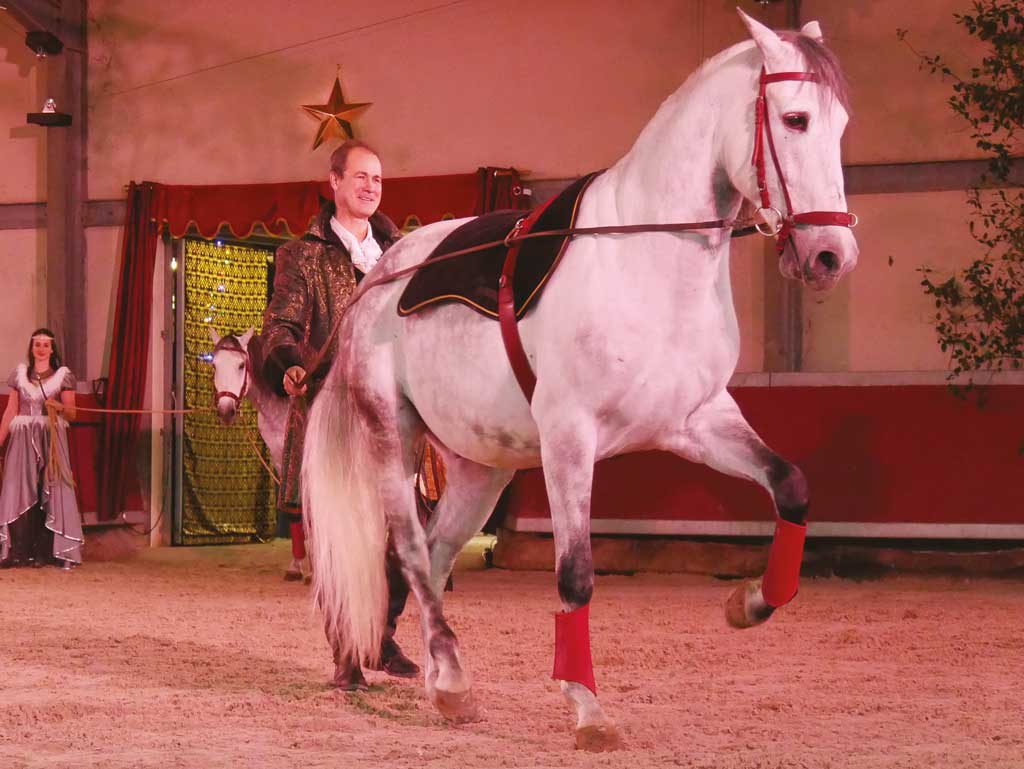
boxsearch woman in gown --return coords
[0,328,83,569]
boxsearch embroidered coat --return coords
[261,201,401,513]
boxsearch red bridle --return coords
[212,345,250,410]
[752,67,858,256]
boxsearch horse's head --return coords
[209,327,254,425]
[729,10,859,291]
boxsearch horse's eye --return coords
[238,363,245,371]
[783,112,809,132]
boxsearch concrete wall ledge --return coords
[728,370,1024,387]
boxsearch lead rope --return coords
[35,375,76,489]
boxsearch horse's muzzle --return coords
[215,396,238,425]
[782,228,859,291]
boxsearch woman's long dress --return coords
[0,364,84,564]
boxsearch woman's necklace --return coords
[32,366,54,382]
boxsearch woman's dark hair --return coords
[26,327,62,372]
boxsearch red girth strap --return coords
[552,602,597,695]
[498,198,556,404]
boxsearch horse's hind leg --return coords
[673,390,809,628]
[423,445,514,596]
[381,409,480,722]
[538,422,622,752]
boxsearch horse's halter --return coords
[751,67,858,256]
[212,340,250,409]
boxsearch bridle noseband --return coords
[212,341,250,410]
[752,67,857,256]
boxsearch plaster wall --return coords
[0,230,46,361]
[0,0,1007,379]
[0,19,44,204]
[85,0,758,196]
[804,0,989,164]
[803,189,991,372]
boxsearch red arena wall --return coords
[504,375,1024,539]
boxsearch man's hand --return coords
[284,366,308,397]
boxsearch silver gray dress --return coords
[0,364,84,563]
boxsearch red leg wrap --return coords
[761,518,806,608]
[289,521,306,560]
[552,603,596,695]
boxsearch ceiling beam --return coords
[4,0,86,50]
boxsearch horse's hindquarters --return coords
[398,304,542,470]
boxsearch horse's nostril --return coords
[817,250,839,274]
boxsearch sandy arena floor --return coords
[2,538,1023,769]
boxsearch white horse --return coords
[304,11,858,751]
[208,328,304,576]
[209,327,287,470]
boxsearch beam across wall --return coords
[0,159,1021,232]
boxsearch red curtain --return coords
[475,167,530,213]
[159,173,488,238]
[97,182,164,521]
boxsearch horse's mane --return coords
[780,32,851,113]
[697,29,850,113]
[213,334,246,355]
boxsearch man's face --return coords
[330,147,382,222]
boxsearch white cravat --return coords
[330,217,383,275]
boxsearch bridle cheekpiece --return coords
[751,67,858,256]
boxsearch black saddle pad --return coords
[397,173,599,319]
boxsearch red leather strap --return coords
[761,71,819,85]
[792,211,857,227]
[761,517,807,607]
[552,602,597,695]
[498,202,553,404]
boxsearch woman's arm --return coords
[0,389,19,446]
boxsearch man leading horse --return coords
[261,139,418,690]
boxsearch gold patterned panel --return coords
[181,238,276,545]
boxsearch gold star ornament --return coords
[301,75,372,150]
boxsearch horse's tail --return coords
[302,352,387,667]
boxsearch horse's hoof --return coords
[433,688,481,723]
[725,579,775,629]
[283,570,303,582]
[575,724,624,752]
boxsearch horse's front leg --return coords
[673,390,809,628]
[539,420,622,752]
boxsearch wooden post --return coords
[48,1,88,373]
[8,0,88,373]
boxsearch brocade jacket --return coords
[260,201,401,397]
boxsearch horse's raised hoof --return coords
[575,724,624,752]
[433,688,481,723]
[725,578,775,629]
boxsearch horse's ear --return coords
[239,328,254,349]
[800,20,824,43]
[209,326,221,345]
[737,7,787,69]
